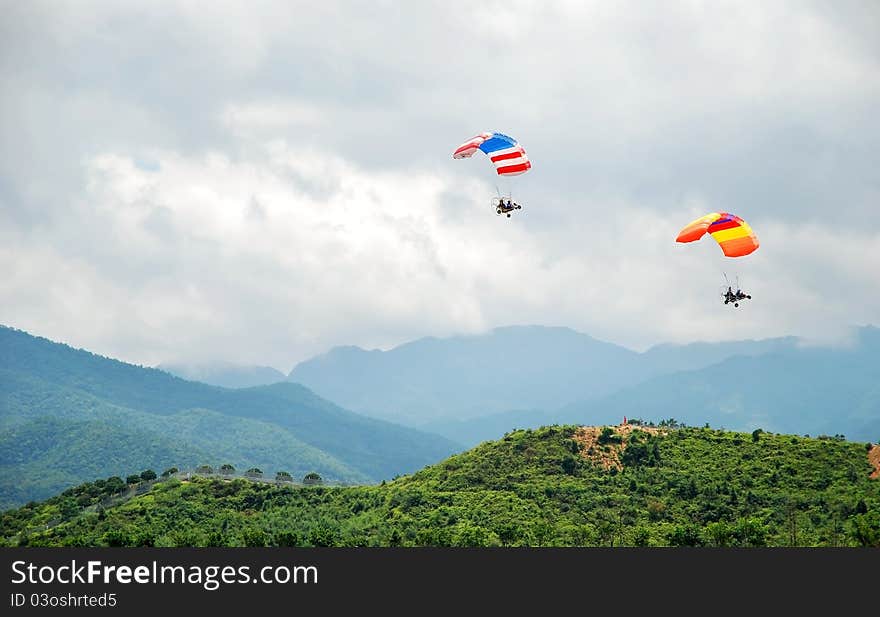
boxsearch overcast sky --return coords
[2,1,878,371]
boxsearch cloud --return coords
[1,1,878,368]
[221,101,328,137]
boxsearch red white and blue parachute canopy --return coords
[452,132,531,177]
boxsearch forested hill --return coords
[0,326,459,509]
[5,425,878,547]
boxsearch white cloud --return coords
[221,101,327,137]
[1,1,878,368]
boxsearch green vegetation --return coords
[0,326,459,508]
[4,426,877,547]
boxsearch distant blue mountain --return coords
[158,362,286,388]
[559,326,880,442]
[425,327,880,446]
[288,326,641,425]
[640,336,798,373]
[288,325,800,427]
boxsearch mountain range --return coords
[282,325,879,445]
[5,322,879,509]
[156,362,286,389]
[0,325,457,509]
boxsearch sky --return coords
[1,1,879,371]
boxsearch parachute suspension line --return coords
[722,272,742,289]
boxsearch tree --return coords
[160,467,178,478]
[850,511,880,547]
[452,524,490,547]
[140,469,157,482]
[195,465,214,475]
[632,526,651,547]
[308,522,339,547]
[59,498,79,521]
[241,528,267,547]
[733,518,768,547]
[275,471,293,483]
[647,499,666,521]
[104,476,126,494]
[678,478,698,499]
[103,529,133,547]
[666,524,703,547]
[303,472,323,486]
[388,528,403,547]
[273,530,302,547]
[752,428,764,442]
[245,467,264,479]
[125,474,141,485]
[622,442,649,467]
[595,519,616,547]
[785,501,800,546]
[220,464,235,476]
[704,521,734,547]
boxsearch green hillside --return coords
[0,326,459,508]
[0,367,368,509]
[0,417,201,510]
[5,425,878,547]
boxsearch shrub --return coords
[598,427,622,445]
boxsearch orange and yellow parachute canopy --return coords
[676,212,759,258]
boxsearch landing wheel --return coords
[734,303,739,307]
[496,208,502,215]
[507,213,511,218]
[746,295,752,299]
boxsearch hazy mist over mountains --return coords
[286,326,805,428]
[166,324,879,447]
[290,326,641,424]
[157,362,286,389]
[426,327,880,446]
